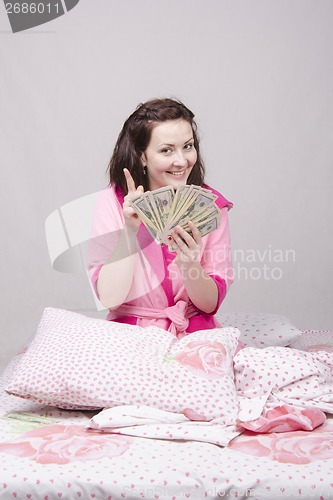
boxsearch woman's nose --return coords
[173,151,187,167]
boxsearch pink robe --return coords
[88,184,233,338]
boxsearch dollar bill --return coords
[130,184,220,244]
[148,186,174,230]
[150,186,174,222]
[130,193,161,238]
[166,190,217,232]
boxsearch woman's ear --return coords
[140,152,147,167]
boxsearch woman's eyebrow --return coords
[157,137,194,147]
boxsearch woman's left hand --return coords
[169,221,202,265]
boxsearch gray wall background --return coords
[1,0,332,373]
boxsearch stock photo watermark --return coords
[121,485,255,498]
[44,190,297,314]
[120,483,332,499]
[232,245,296,281]
[170,244,296,283]
[3,0,80,33]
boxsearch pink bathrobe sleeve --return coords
[87,186,165,302]
[88,184,233,337]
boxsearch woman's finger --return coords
[123,168,136,193]
[172,226,194,246]
[188,221,201,244]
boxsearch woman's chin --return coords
[168,179,188,190]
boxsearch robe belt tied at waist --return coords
[110,300,197,338]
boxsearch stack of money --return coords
[129,184,220,246]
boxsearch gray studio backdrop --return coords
[1,0,332,372]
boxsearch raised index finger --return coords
[123,168,136,193]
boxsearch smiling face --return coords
[141,119,198,190]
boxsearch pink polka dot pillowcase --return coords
[6,308,240,424]
[215,312,303,348]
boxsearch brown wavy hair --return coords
[107,98,206,195]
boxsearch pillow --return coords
[6,308,240,424]
[215,311,303,348]
[289,329,333,352]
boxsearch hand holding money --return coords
[129,184,221,247]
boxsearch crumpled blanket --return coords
[87,405,241,446]
[87,345,333,444]
[234,345,333,421]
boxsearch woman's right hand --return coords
[122,168,144,230]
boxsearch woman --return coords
[88,98,233,337]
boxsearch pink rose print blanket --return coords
[87,342,333,443]
[0,328,333,499]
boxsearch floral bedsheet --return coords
[0,332,332,500]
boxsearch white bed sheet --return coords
[0,331,332,500]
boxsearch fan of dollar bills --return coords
[129,184,220,247]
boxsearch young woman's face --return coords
[141,119,198,190]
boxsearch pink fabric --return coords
[0,425,132,464]
[239,405,326,433]
[206,184,233,210]
[112,300,198,338]
[88,184,233,336]
[229,421,333,464]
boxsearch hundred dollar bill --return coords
[194,215,220,238]
[130,185,221,244]
[130,193,161,238]
[165,190,217,233]
[148,186,174,229]
[177,206,220,237]
[167,184,192,221]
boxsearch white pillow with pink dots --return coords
[216,311,302,348]
[6,308,240,424]
[288,329,333,352]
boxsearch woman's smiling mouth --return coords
[166,168,187,176]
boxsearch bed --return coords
[0,309,332,500]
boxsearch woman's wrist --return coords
[177,260,218,313]
[123,223,139,254]
[176,259,206,280]
[124,221,140,234]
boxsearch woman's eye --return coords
[184,143,194,150]
[161,147,172,154]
